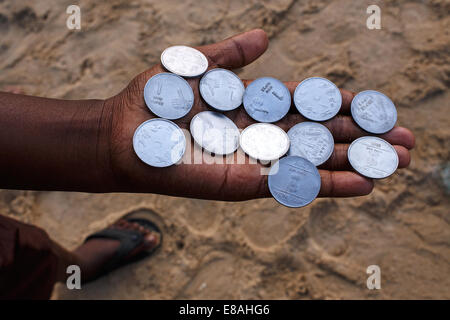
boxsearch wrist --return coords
[98,90,162,194]
[91,97,123,192]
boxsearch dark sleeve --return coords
[0,214,58,300]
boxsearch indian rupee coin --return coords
[243,77,290,123]
[190,111,240,155]
[240,123,290,161]
[351,90,397,134]
[268,156,321,208]
[287,122,334,166]
[294,77,342,121]
[144,73,194,120]
[348,136,399,179]
[133,119,186,167]
[161,45,208,77]
[199,68,245,111]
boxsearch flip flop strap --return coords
[84,228,143,275]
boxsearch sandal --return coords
[83,209,163,280]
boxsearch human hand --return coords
[102,29,415,201]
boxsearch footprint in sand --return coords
[176,252,261,299]
[126,207,166,231]
[172,198,222,235]
[240,200,309,250]
[307,200,349,257]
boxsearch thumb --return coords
[196,29,269,70]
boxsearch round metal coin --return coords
[287,122,334,166]
[161,45,208,77]
[348,136,399,179]
[133,119,186,167]
[294,77,342,121]
[351,90,397,134]
[199,68,245,111]
[144,73,194,120]
[190,111,240,155]
[268,156,321,208]
[243,77,291,123]
[240,123,290,161]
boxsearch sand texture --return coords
[0,0,449,299]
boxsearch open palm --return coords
[104,29,414,201]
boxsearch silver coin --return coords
[287,122,334,166]
[268,156,321,208]
[240,123,290,161]
[348,136,399,179]
[133,119,186,167]
[199,68,245,111]
[161,45,208,77]
[294,77,342,121]
[190,111,240,155]
[351,90,397,134]
[243,77,291,123]
[144,73,194,120]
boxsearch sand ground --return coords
[0,0,449,299]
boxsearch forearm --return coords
[0,92,114,192]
